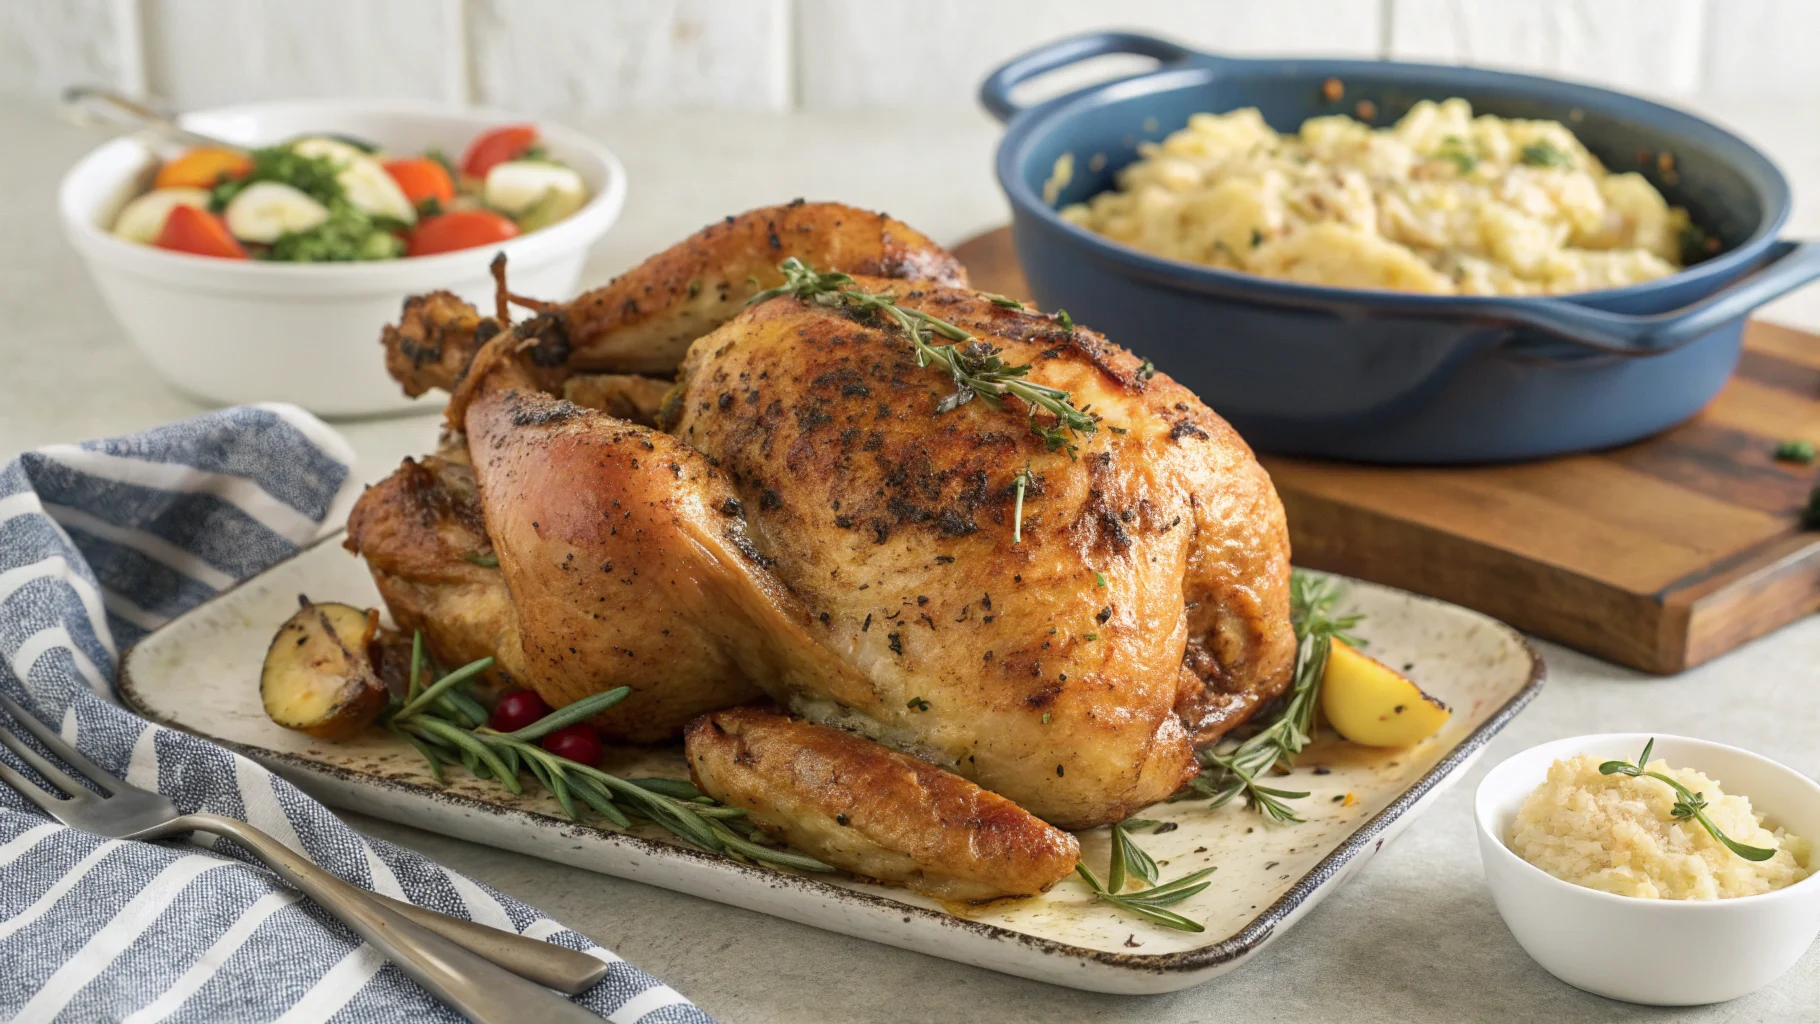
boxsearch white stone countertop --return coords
[7,96,1820,1022]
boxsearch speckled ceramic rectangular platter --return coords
[121,535,1543,994]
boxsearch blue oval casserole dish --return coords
[981,33,1820,463]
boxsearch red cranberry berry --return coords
[541,723,603,766]
[488,689,551,733]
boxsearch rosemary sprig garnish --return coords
[1176,571,1363,823]
[1106,818,1160,893]
[385,635,831,873]
[748,258,1098,457]
[1075,817,1213,931]
[1598,739,1778,862]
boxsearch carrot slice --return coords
[154,147,253,190]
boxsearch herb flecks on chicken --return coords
[353,201,1296,898]
[748,257,1098,458]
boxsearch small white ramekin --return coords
[1476,733,1820,1005]
[59,99,627,417]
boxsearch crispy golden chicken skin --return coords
[345,445,763,742]
[663,278,1295,824]
[381,200,966,396]
[560,374,672,426]
[686,706,1079,900]
[344,454,528,703]
[354,201,1294,831]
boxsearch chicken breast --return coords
[686,705,1080,900]
[661,278,1295,823]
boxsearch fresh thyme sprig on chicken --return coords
[748,258,1098,456]
[1076,818,1215,932]
[1011,461,1034,544]
[1598,739,1777,862]
[1175,571,1363,823]
[386,635,831,873]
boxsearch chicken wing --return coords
[382,201,966,396]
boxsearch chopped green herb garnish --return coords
[983,292,1025,310]
[1094,570,1107,588]
[209,145,343,210]
[1679,222,1718,265]
[1137,360,1157,381]
[907,696,931,712]
[1519,141,1574,168]
[209,143,404,262]
[267,200,405,262]
[1055,309,1074,332]
[1436,135,1479,174]
[1774,439,1816,464]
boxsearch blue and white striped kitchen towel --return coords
[0,404,713,1023]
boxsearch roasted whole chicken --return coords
[348,201,1295,898]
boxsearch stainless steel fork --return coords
[0,693,607,1024]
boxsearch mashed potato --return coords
[1509,754,1810,900]
[1061,99,1695,296]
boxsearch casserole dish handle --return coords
[980,32,1197,123]
[1472,240,1820,356]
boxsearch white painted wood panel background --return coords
[2,0,1812,111]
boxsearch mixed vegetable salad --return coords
[111,124,589,261]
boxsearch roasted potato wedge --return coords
[261,597,389,741]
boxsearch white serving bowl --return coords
[59,99,627,417]
[1476,733,1820,1005]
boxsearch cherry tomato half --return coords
[406,210,520,257]
[153,205,247,259]
[487,689,551,733]
[540,724,604,767]
[460,124,539,178]
[383,157,455,209]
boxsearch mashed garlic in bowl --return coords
[1509,753,1810,900]
[1061,98,1698,296]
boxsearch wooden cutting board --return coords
[954,226,1820,674]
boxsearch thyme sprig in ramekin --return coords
[1598,739,1777,862]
